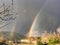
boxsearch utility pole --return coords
[12,0,14,11]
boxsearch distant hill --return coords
[0,31,26,40]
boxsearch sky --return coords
[0,0,60,36]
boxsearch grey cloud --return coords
[0,0,60,36]
[15,0,60,36]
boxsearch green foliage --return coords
[48,39,59,45]
[37,41,42,45]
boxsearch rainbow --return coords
[26,0,48,37]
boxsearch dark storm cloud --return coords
[36,0,60,34]
[15,0,60,35]
[15,0,46,35]
[1,0,60,36]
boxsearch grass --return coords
[7,42,35,45]
[8,43,34,45]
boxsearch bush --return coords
[37,41,42,45]
[48,39,59,45]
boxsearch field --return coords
[8,43,36,45]
[17,44,34,45]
